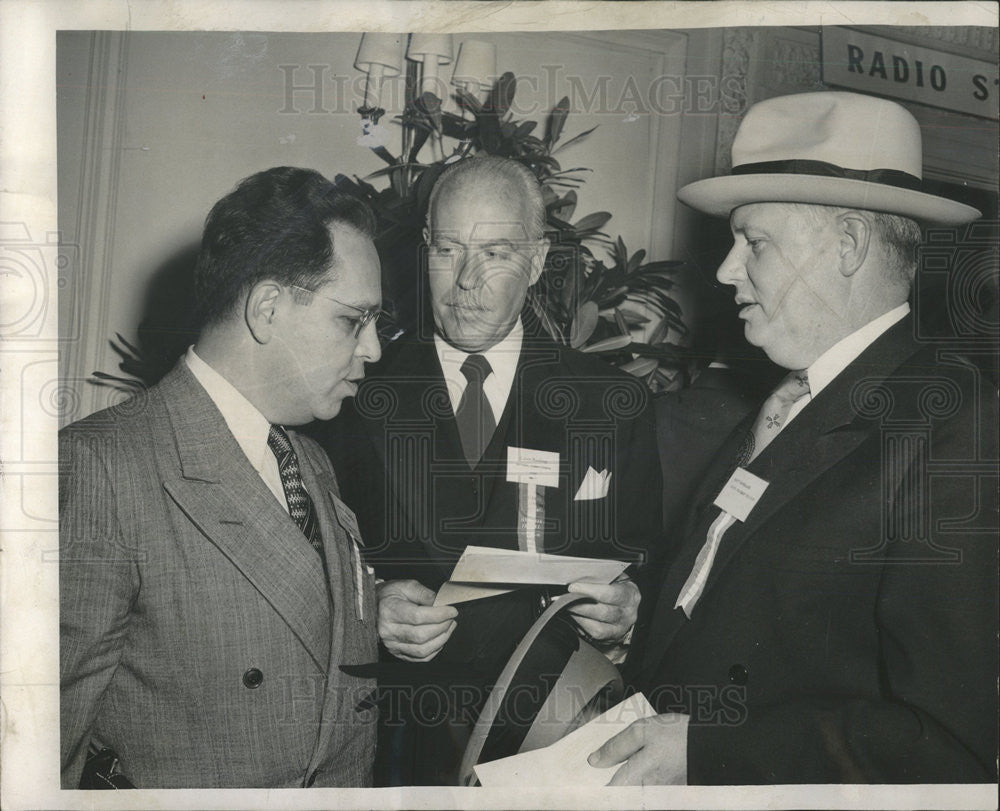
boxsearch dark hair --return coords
[193,166,376,327]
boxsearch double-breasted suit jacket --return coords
[60,360,378,788]
[632,316,998,783]
[324,332,663,681]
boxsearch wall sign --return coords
[821,28,999,121]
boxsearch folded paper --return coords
[433,546,629,606]
[473,692,656,786]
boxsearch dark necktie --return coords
[267,425,326,566]
[455,354,496,467]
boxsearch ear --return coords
[245,280,283,344]
[837,211,871,278]
[526,237,550,287]
[422,226,431,245]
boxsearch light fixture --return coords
[354,33,404,123]
[406,33,454,96]
[452,39,496,104]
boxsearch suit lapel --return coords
[641,318,922,681]
[158,362,332,672]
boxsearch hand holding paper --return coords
[566,578,640,642]
[377,579,458,662]
[588,711,689,786]
[473,693,656,786]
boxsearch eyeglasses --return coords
[290,284,391,339]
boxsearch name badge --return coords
[331,493,363,544]
[506,447,560,489]
[713,467,769,522]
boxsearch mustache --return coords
[443,298,489,311]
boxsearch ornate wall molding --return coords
[716,27,758,174]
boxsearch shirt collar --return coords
[184,345,273,473]
[806,303,910,397]
[434,319,523,413]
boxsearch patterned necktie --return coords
[739,369,811,464]
[455,354,496,467]
[267,425,326,566]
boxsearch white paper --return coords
[713,466,769,522]
[506,446,561,488]
[474,692,656,786]
[433,546,629,606]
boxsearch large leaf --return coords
[486,71,517,117]
[621,357,658,377]
[546,96,570,146]
[454,86,483,115]
[569,301,599,348]
[572,211,612,233]
[551,125,597,154]
[581,334,632,354]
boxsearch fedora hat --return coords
[678,91,981,225]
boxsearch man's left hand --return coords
[566,578,640,643]
[588,713,689,785]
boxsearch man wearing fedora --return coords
[591,91,998,783]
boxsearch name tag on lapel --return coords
[331,493,363,544]
[713,467,769,522]
[506,447,560,489]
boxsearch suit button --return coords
[471,483,479,496]
[728,664,748,685]
[242,667,264,689]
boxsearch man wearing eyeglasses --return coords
[59,167,383,788]
[321,156,663,784]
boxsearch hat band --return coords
[732,159,923,192]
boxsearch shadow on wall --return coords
[99,244,200,391]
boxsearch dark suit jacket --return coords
[655,366,761,538]
[322,333,663,679]
[633,316,999,783]
[59,360,378,788]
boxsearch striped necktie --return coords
[267,425,326,567]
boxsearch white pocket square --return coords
[573,466,611,501]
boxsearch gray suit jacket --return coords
[59,360,377,788]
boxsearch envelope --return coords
[473,692,656,786]
[573,466,611,501]
[433,546,629,606]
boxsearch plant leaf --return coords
[486,72,517,117]
[552,126,598,154]
[572,211,612,233]
[621,357,658,377]
[569,301,599,349]
[546,96,570,146]
[581,334,632,353]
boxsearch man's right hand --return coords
[376,579,459,662]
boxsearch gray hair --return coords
[789,203,921,285]
[427,156,546,239]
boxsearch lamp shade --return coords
[354,33,403,76]
[452,39,496,89]
[407,33,453,65]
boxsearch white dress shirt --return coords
[184,346,289,512]
[434,319,523,422]
[784,302,911,428]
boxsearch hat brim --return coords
[678,174,981,225]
